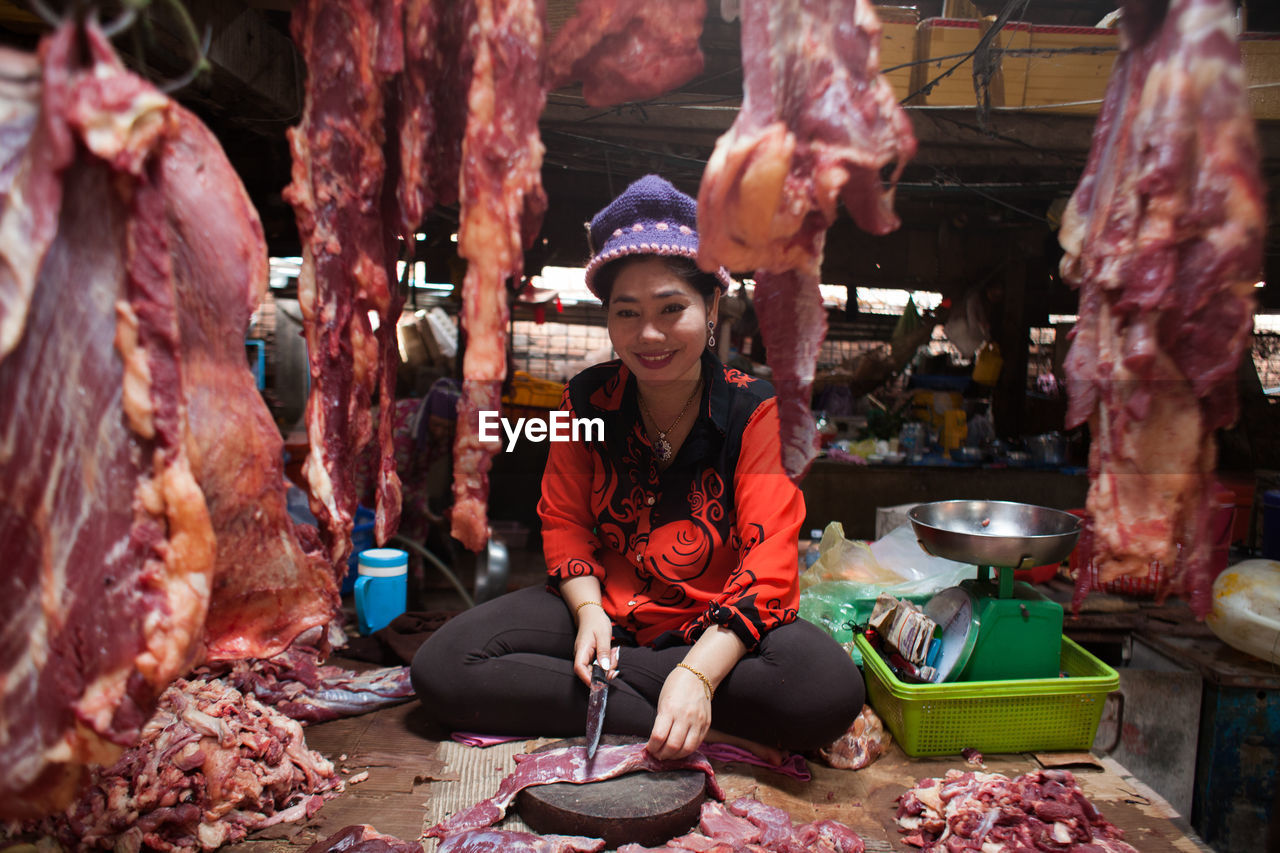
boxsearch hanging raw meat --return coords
[548,0,707,107]
[285,0,404,569]
[397,0,470,237]
[450,0,549,551]
[162,106,338,662]
[697,0,916,481]
[287,0,727,551]
[1059,0,1264,615]
[374,0,412,551]
[0,22,216,820]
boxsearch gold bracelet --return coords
[676,662,715,701]
[574,600,603,616]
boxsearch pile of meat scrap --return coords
[24,677,344,853]
[896,769,1139,853]
[1059,0,1264,614]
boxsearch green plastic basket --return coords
[856,634,1119,757]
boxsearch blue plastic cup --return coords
[355,548,408,635]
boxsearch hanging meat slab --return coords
[162,106,339,662]
[285,0,400,570]
[398,0,470,237]
[450,0,549,551]
[0,22,216,820]
[388,0,475,550]
[548,0,707,107]
[697,0,916,481]
[1058,0,1264,614]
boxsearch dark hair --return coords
[594,255,721,307]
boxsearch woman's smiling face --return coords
[606,256,716,385]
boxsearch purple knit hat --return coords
[584,174,732,298]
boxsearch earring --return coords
[707,320,716,349]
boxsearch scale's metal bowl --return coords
[908,500,1082,569]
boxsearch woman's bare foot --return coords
[704,728,785,767]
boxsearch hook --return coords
[100,6,139,38]
[152,0,210,93]
[27,0,61,27]
[158,21,210,93]
[78,0,212,94]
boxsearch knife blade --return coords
[585,661,609,759]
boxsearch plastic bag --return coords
[866,524,976,589]
[799,524,975,660]
[800,521,903,589]
[943,287,989,357]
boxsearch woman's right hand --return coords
[573,606,617,686]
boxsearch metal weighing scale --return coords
[908,500,1082,682]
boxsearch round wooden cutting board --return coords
[516,736,707,848]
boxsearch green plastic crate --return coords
[856,634,1119,757]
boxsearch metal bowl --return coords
[908,500,1082,569]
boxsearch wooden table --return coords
[799,461,1088,540]
[228,700,1209,853]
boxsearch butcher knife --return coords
[585,661,609,759]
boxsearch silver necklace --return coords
[638,382,700,463]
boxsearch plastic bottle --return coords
[804,529,823,568]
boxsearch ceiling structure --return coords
[2,0,1278,317]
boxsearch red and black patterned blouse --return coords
[539,352,805,649]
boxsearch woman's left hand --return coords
[646,665,711,760]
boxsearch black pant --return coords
[410,586,864,752]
